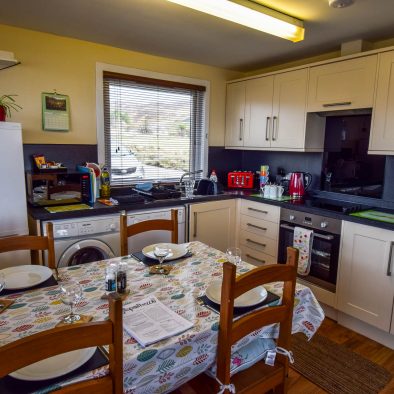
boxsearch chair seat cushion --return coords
[206,337,276,377]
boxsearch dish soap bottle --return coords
[100,166,111,199]
[209,169,218,183]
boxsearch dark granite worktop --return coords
[28,190,394,232]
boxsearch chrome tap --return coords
[179,169,203,185]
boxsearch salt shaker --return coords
[105,266,116,293]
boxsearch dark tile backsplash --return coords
[23,144,98,171]
[208,146,394,209]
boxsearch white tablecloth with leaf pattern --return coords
[0,241,325,393]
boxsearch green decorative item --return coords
[0,94,22,121]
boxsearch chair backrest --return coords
[0,222,56,269]
[216,247,299,388]
[0,293,123,394]
[120,209,178,256]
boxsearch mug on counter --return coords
[261,184,284,199]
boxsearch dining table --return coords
[0,241,325,394]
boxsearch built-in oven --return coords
[278,208,342,293]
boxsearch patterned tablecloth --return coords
[0,241,325,393]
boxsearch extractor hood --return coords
[0,51,20,70]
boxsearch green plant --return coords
[0,94,22,118]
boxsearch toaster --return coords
[227,171,254,189]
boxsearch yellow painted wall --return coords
[0,24,242,146]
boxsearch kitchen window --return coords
[99,68,208,186]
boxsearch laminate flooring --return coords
[173,318,394,393]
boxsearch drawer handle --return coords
[248,207,268,214]
[246,238,266,247]
[387,241,394,276]
[247,223,267,231]
[246,253,266,264]
[322,101,352,107]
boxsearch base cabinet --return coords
[188,200,236,252]
[337,221,394,332]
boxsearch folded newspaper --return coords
[123,296,194,347]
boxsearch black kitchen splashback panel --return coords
[23,144,98,171]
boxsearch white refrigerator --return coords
[0,122,30,268]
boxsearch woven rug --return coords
[291,333,392,394]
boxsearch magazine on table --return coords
[123,296,193,347]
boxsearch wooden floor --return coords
[174,318,394,393]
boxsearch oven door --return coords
[278,222,340,292]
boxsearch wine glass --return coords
[60,282,83,324]
[153,245,171,273]
[226,247,242,269]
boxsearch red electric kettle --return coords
[289,172,312,198]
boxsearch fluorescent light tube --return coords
[166,0,304,42]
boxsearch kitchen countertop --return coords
[28,190,394,231]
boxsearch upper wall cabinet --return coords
[225,68,323,151]
[369,51,394,154]
[307,55,377,112]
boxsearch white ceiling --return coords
[1,0,394,71]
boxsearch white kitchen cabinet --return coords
[307,55,377,112]
[188,200,236,252]
[225,77,273,149]
[337,221,394,332]
[369,51,394,154]
[239,200,280,266]
[225,68,321,151]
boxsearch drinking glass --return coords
[60,282,83,324]
[154,245,171,273]
[226,247,242,268]
[184,179,195,198]
[0,273,5,293]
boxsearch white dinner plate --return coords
[1,265,53,290]
[205,280,268,308]
[142,243,188,261]
[10,347,97,381]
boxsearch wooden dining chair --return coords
[0,222,56,269]
[0,293,123,394]
[177,246,299,394]
[120,209,178,256]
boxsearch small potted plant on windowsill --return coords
[0,94,22,121]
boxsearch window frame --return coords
[96,62,210,184]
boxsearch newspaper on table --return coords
[123,296,193,347]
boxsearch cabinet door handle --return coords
[246,238,266,247]
[246,253,266,264]
[272,116,278,141]
[322,101,352,108]
[387,241,394,276]
[247,223,267,231]
[265,117,270,141]
[193,212,198,238]
[248,207,268,214]
[239,118,243,141]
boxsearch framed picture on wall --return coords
[42,92,70,131]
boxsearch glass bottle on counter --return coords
[100,166,111,199]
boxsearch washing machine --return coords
[42,214,120,268]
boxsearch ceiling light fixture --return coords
[165,0,305,42]
[328,0,355,8]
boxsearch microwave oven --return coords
[26,171,92,206]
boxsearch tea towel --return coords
[293,227,314,276]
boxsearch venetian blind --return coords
[103,72,206,186]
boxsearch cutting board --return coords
[350,210,394,224]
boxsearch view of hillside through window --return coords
[103,76,205,185]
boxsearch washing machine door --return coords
[58,239,115,268]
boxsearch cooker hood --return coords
[313,107,372,117]
[0,51,20,70]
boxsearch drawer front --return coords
[242,246,278,266]
[241,200,280,223]
[240,215,278,240]
[239,230,278,256]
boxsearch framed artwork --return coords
[42,92,70,131]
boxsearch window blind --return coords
[103,72,206,186]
